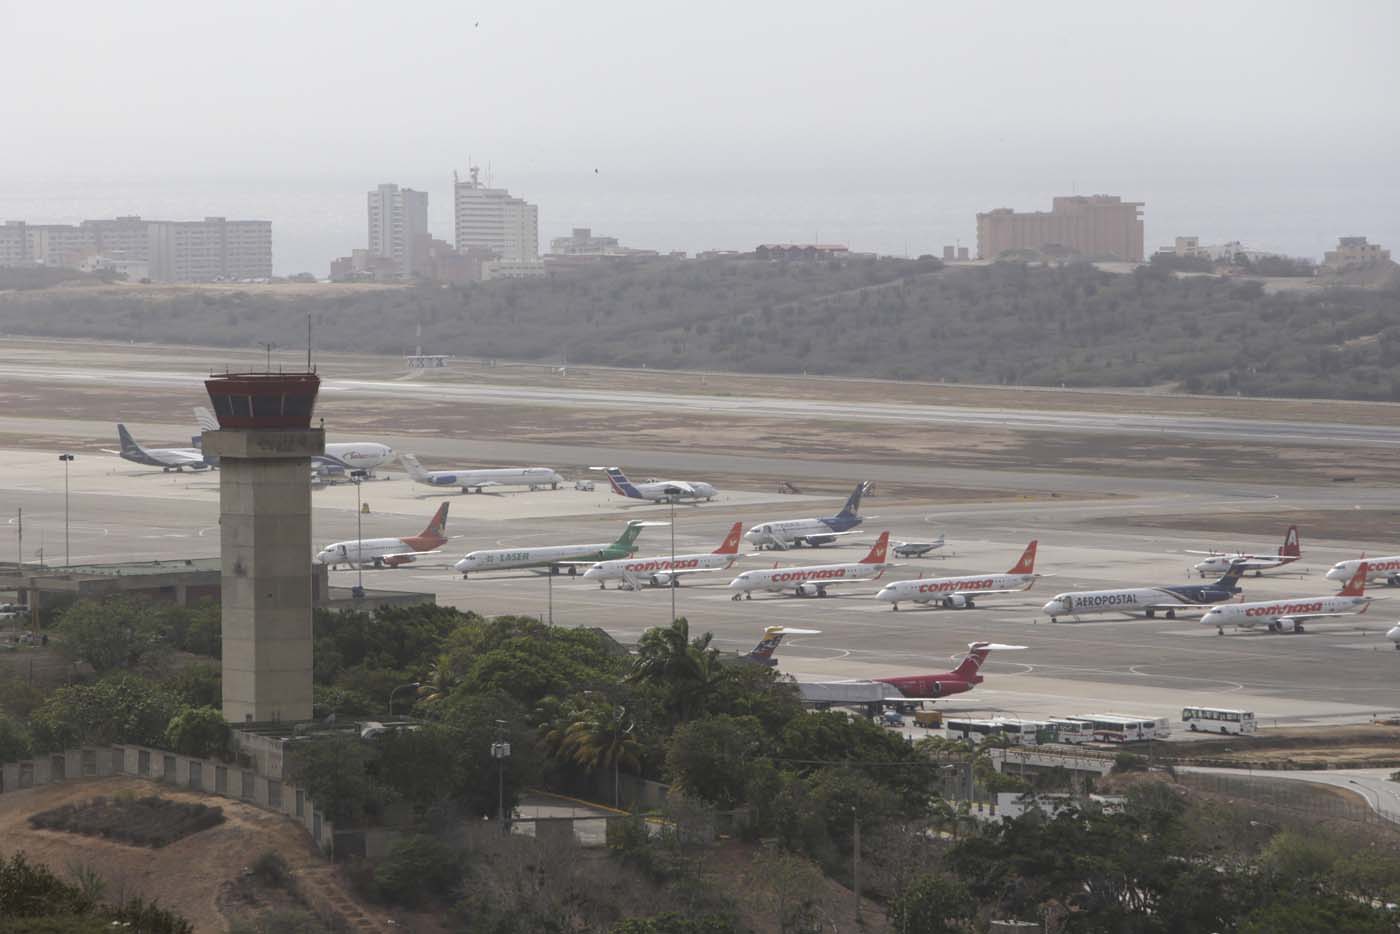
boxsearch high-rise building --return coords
[148,217,273,282]
[976,195,1144,262]
[453,166,539,261]
[367,184,429,276]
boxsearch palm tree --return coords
[561,702,640,807]
[628,618,726,722]
[415,653,459,707]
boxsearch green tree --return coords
[560,701,640,807]
[29,675,180,751]
[372,834,462,908]
[888,874,975,934]
[1239,893,1396,934]
[163,706,231,758]
[162,663,221,708]
[665,714,765,809]
[0,714,33,761]
[415,652,459,706]
[629,618,727,722]
[285,734,387,823]
[54,599,169,673]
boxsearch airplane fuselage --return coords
[1194,554,1296,577]
[455,541,629,574]
[317,537,419,568]
[745,516,860,549]
[878,573,1036,609]
[1328,556,1400,584]
[1042,583,1237,620]
[417,467,562,492]
[1202,594,1371,632]
[583,552,735,587]
[728,560,890,597]
[324,443,396,471]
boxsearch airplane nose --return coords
[728,578,745,589]
[876,587,894,602]
[582,567,599,579]
[453,558,469,572]
[1040,601,1058,614]
[1325,567,1345,581]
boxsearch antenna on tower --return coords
[416,321,423,358]
[307,313,313,371]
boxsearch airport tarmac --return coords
[4,444,1399,736]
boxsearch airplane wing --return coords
[378,550,441,561]
[794,530,864,544]
[163,449,208,465]
[100,449,123,455]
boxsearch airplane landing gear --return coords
[891,604,899,611]
[1217,627,1223,635]
[1166,609,1176,619]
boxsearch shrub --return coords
[372,835,462,908]
[1113,751,1148,773]
[28,796,225,848]
[164,705,232,759]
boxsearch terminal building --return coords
[976,195,1144,262]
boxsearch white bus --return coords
[944,718,1005,743]
[991,719,1056,746]
[1182,707,1257,735]
[1044,718,1093,745]
[1068,714,1171,743]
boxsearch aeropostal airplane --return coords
[1188,525,1301,578]
[604,468,718,504]
[582,522,743,589]
[453,520,654,577]
[1201,562,1372,635]
[727,531,892,600]
[876,541,1039,610]
[401,453,563,494]
[1041,564,1246,622]
[195,407,395,473]
[792,642,1025,706]
[744,482,870,550]
[316,502,449,569]
[741,626,822,667]
[1327,555,1400,587]
[105,424,211,471]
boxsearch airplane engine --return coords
[381,555,413,568]
[941,594,971,609]
[795,583,824,597]
[806,536,836,547]
[649,572,677,588]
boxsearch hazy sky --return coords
[3,0,1397,272]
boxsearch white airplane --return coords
[727,532,892,600]
[401,453,563,494]
[453,520,654,577]
[603,468,718,504]
[582,522,743,590]
[1201,562,1373,635]
[1327,555,1400,587]
[876,541,1038,611]
[1187,525,1301,578]
[1041,564,1246,622]
[195,407,395,474]
[316,502,449,569]
[1387,623,1400,649]
[744,482,870,550]
[104,424,211,471]
[893,535,945,559]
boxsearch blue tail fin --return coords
[117,424,141,454]
[606,468,643,499]
[1213,562,1246,590]
[836,482,867,519]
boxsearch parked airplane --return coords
[401,453,563,494]
[195,406,395,473]
[744,482,870,550]
[793,642,1025,706]
[581,522,743,589]
[104,424,211,471]
[893,536,945,559]
[604,468,717,504]
[1388,623,1400,649]
[1327,555,1400,587]
[316,503,450,569]
[1041,564,1246,622]
[877,541,1039,610]
[741,626,822,666]
[1201,562,1372,635]
[453,520,653,577]
[727,532,892,600]
[1188,525,1301,578]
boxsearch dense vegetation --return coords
[4,257,1399,399]
[0,852,191,932]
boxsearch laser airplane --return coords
[581,522,742,589]
[727,531,892,599]
[1188,525,1301,578]
[604,468,718,503]
[744,482,870,550]
[105,424,211,471]
[401,453,563,494]
[1041,564,1246,622]
[793,642,1025,706]
[1327,555,1400,587]
[1201,562,1373,635]
[453,520,654,577]
[316,502,450,569]
[876,541,1039,610]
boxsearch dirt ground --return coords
[1162,724,1400,765]
[0,777,411,931]
[1094,510,1400,544]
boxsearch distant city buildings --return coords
[367,184,429,277]
[0,216,272,281]
[1324,236,1391,271]
[754,243,851,261]
[977,195,1145,262]
[453,166,539,262]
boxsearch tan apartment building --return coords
[148,217,272,281]
[977,195,1144,262]
[1324,236,1391,270]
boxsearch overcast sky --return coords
[3,0,1397,271]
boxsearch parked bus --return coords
[1043,718,1093,745]
[1068,714,1170,743]
[1182,707,1257,735]
[944,718,1004,743]
[992,718,1057,746]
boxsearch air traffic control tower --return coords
[202,372,324,724]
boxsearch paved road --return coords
[1184,766,1400,823]
[4,362,1400,447]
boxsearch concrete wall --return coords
[0,744,333,856]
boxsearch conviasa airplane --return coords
[727,532,892,600]
[1201,562,1372,635]
[582,522,742,589]
[876,541,1039,610]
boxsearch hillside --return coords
[2,258,1399,400]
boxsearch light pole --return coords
[664,487,682,624]
[491,719,511,832]
[389,681,420,717]
[351,469,367,599]
[58,454,74,567]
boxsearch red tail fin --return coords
[1007,540,1038,575]
[952,643,991,680]
[713,522,743,555]
[1340,561,1369,597]
[1279,525,1301,557]
[404,502,450,549]
[860,531,890,565]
